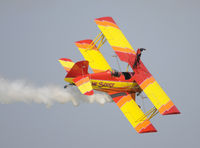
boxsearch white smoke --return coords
[0,76,112,107]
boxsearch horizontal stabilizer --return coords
[73,76,94,95]
[58,58,74,72]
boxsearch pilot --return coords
[133,48,146,68]
[111,69,121,77]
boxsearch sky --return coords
[0,0,200,148]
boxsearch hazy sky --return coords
[0,0,200,148]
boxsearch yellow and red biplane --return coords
[59,17,180,133]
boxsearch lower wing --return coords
[109,92,157,133]
[133,62,180,115]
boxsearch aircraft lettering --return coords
[98,82,114,88]
[92,82,97,86]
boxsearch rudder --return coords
[66,61,89,77]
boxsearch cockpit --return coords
[111,69,134,80]
[122,72,132,80]
[111,69,121,77]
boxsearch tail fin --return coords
[58,58,75,72]
[66,61,89,77]
[63,60,93,95]
[67,60,93,95]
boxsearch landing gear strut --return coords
[64,83,75,89]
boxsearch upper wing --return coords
[109,92,157,133]
[94,17,136,64]
[133,62,180,115]
[75,39,111,73]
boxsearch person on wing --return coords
[133,48,146,68]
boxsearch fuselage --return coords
[65,70,141,93]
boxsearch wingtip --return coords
[75,39,93,44]
[94,16,116,24]
[75,39,97,49]
[136,120,157,134]
[161,105,181,115]
[138,123,157,133]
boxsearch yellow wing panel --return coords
[133,62,181,115]
[75,40,111,73]
[140,77,180,115]
[110,93,157,133]
[95,17,136,63]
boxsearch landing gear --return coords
[64,83,75,89]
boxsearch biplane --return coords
[59,17,180,133]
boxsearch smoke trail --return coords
[0,76,112,107]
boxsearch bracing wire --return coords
[112,55,122,72]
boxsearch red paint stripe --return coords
[95,17,117,25]
[95,20,119,29]
[112,46,136,54]
[112,96,123,103]
[140,76,155,90]
[75,39,97,50]
[85,90,94,96]
[138,123,157,133]
[75,77,89,86]
[75,39,93,44]
[159,100,180,115]
[59,58,72,62]
[117,95,132,108]
[135,120,157,133]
